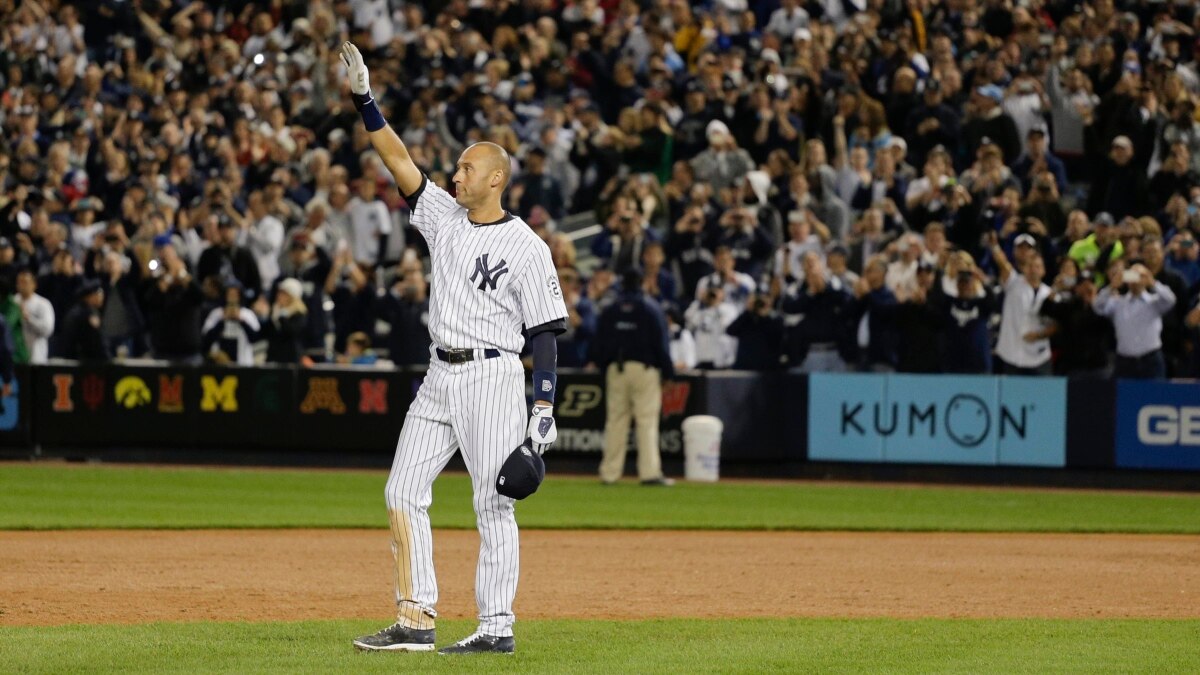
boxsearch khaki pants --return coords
[599,362,663,482]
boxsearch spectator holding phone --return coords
[1093,263,1177,379]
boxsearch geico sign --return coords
[1137,406,1200,446]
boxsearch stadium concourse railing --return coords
[1,362,1196,473]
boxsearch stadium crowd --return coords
[1,0,1199,379]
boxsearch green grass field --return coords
[1,618,1198,674]
[2,463,1198,532]
[3,461,1198,673]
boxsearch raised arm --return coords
[341,42,423,197]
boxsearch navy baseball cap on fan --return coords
[496,439,545,500]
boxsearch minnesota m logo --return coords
[200,375,239,412]
[470,254,509,291]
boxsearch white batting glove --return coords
[340,41,371,96]
[528,405,557,454]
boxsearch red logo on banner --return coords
[159,375,184,413]
[661,381,691,418]
[82,374,105,412]
[52,374,74,412]
[359,379,388,414]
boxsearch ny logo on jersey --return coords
[470,254,510,291]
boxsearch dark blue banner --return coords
[1115,380,1200,471]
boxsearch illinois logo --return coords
[114,376,152,409]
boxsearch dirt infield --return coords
[2,529,1198,626]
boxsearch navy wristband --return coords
[533,370,556,404]
[354,93,386,132]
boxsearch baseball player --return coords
[340,43,567,655]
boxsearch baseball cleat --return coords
[352,623,435,652]
[437,633,515,655]
[640,477,675,486]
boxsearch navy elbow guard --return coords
[352,92,386,132]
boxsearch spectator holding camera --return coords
[942,263,995,374]
[325,244,377,355]
[240,189,286,290]
[202,281,259,366]
[1166,231,1200,292]
[255,278,308,365]
[775,209,829,283]
[726,291,784,371]
[1040,269,1113,378]
[1093,263,1177,379]
[279,234,333,353]
[142,242,204,364]
[1087,136,1149,221]
[96,246,145,359]
[1012,123,1067,196]
[690,120,754,191]
[714,201,775,281]
[684,283,738,370]
[666,186,718,298]
[1018,171,1068,239]
[54,280,108,362]
[782,252,852,372]
[850,257,901,372]
[694,246,756,316]
[197,213,262,303]
[594,194,657,276]
[895,261,944,374]
[377,259,431,367]
[1142,237,1190,376]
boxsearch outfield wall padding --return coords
[1,362,1196,472]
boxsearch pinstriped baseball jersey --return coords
[406,176,567,352]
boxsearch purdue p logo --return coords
[470,254,509,291]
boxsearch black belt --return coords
[436,348,501,364]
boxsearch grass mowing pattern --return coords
[0,618,1196,674]
[1,463,1199,533]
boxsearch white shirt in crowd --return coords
[684,300,738,368]
[202,306,261,366]
[774,237,825,280]
[765,6,810,39]
[16,293,55,364]
[347,196,392,265]
[1093,282,1177,357]
[242,214,285,289]
[995,273,1053,368]
[352,0,394,49]
[1003,91,1046,154]
[694,271,756,315]
[670,326,698,370]
[885,258,918,297]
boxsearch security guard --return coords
[590,270,675,486]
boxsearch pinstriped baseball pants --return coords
[384,353,526,638]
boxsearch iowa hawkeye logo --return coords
[114,376,153,409]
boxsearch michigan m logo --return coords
[200,375,239,412]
